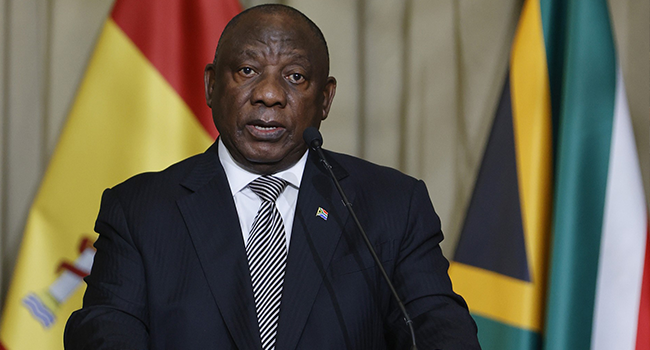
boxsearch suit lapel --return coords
[176,145,261,350]
[275,151,353,350]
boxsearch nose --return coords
[251,72,287,108]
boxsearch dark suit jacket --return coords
[64,143,480,349]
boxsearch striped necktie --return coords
[246,175,288,350]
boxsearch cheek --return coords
[216,77,249,104]
[292,96,323,123]
[214,93,246,125]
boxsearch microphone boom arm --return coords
[304,128,417,350]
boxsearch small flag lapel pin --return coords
[316,207,329,221]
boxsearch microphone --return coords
[303,127,418,350]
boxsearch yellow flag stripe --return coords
[0,19,211,349]
[509,0,552,332]
[450,263,539,330]
[511,0,552,287]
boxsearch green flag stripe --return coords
[473,314,541,350]
[541,0,617,349]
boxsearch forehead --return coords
[220,11,324,63]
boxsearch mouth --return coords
[246,121,286,140]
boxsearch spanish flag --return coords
[0,1,241,349]
[449,0,649,349]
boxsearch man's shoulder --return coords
[111,150,215,196]
[322,149,425,202]
[325,149,418,184]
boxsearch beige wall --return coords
[1,0,648,309]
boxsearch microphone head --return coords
[303,127,323,149]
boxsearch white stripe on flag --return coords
[591,68,648,350]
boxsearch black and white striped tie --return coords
[246,175,288,350]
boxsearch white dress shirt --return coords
[217,138,307,251]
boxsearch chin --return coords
[246,147,287,161]
[248,157,283,166]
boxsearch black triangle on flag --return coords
[454,71,531,282]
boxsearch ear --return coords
[320,76,337,120]
[204,63,216,108]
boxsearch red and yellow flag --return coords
[0,1,240,348]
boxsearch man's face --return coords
[205,11,337,174]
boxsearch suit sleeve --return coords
[64,188,150,349]
[386,180,481,350]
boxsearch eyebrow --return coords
[237,48,312,66]
[241,49,261,59]
[284,51,310,63]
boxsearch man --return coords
[65,4,480,350]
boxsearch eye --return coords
[238,67,256,76]
[286,72,305,84]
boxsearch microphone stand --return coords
[305,128,417,350]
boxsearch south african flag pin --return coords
[316,207,329,221]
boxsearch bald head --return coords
[214,4,330,76]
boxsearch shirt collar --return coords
[217,138,307,196]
